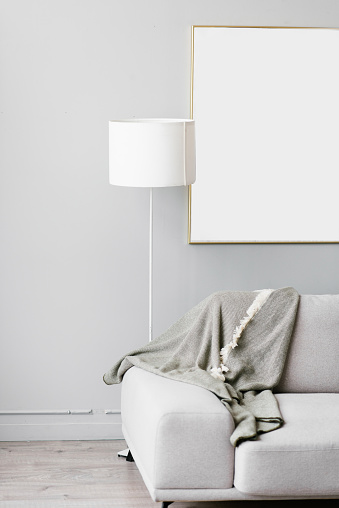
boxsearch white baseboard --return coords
[0,410,123,441]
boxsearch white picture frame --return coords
[189,26,339,244]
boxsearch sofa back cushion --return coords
[276,294,339,393]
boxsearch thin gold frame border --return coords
[188,25,339,245]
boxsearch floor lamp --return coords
[109,118,196,458]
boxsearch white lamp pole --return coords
[149,187,153,342]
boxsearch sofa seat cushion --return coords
[234,393,339,496]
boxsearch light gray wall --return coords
[1,0,339,439]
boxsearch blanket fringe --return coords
[210,289,273,381]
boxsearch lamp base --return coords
[117,448,129,457]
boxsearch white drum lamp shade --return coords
[109,119,196,187]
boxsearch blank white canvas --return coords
[190,27,339,243]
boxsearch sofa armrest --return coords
[121,366,235,491]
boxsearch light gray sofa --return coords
[120,294,339,506]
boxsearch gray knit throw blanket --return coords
[103,287,299,446]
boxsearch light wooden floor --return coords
[0,440,337,508]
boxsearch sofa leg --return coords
[126,449,134,462]
[161,503,173,508]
